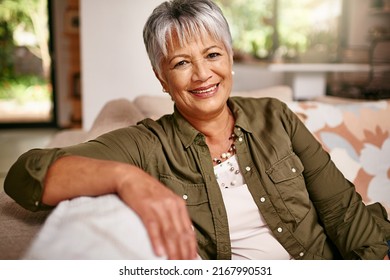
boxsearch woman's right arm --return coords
[41,155,197,260]
[41,155,130,205]
[4,129,198,260]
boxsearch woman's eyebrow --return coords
[168,53,191,64]
[168,45,223,64]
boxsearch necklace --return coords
[212,133,237,165]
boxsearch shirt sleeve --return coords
[4,126,156,212]
[4,148,68,211]
[280,101,389,259]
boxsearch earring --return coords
[162,88,168,93]
[231,70,235,76]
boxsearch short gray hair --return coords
[143,0,233,75]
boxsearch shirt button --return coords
[35,201,39,207]
[260,197,266,203]
[277,227,283,233]
[245,166,251,172]
[291,167,296,173]
[299,252,304,257]
[238,137,243,142]
[182,194,188,200]
[237,128,241,131]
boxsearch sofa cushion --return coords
[46,129,88,148]
[87,98,145,141]
[133,95,174,120]
[46,98,145,148]
[134,86,293,119]
[231,85,293,102]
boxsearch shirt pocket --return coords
[159,174,208,206]
[159,175,213,247]
[265,153,311,223]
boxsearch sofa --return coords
[1,85,389,259]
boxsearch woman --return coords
[4,0,390,260]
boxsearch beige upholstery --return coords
[231,85,293,102]
[46,98,145,148]
[133,96,175,120]
[0,191,50,259]
[87,98,145,140]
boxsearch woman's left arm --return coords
[280,101,389,260]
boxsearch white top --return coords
[214,155,292,260]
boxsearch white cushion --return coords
[23,195,163,260]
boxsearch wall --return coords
[53,0,73,127]
[81,0,162,130]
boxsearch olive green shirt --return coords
[4,97,389,259]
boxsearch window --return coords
[215,0,343,63]
[0,0,55,127]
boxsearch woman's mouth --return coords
[189,84,219,98]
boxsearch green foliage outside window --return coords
[0,20,15,79]
[215,0,341,62]
[0,0,51,104]
[215,0,275,58]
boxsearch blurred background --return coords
[0,0,389,129]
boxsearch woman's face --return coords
[156,32,233,121]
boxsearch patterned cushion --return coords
[287,100,390,215]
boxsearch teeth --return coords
[192,85,217,94]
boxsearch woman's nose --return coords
[192,59,212,82]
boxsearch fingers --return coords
[160,198,197,259]
[146,220,167,257]
[116,167,198,260]
[176,201,198,259]
[145,195,198,260]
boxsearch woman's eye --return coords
[174,60,188,68]
[208,52,221,59]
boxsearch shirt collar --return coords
[173,106,201,149]
[228,97,254,134]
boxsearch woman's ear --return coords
[153,68,169,93]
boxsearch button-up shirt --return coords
[4,97,389,259]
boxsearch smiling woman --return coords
[156,33,233,122]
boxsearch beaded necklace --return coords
[212,133,238,165]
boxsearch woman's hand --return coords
[43,156,198,260]
[116,165,198,260]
